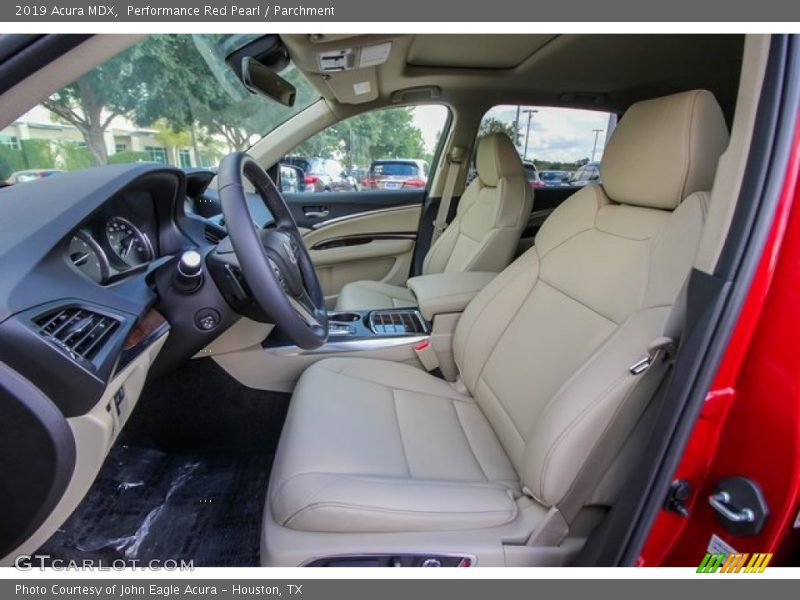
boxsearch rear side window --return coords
[371,162,420,177]
[473,105,617,188]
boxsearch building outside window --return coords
[145,146,167,163]
[115,143,127,153]
[0,135,20,150]
[178,149,192,168]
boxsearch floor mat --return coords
[36,443,273,566]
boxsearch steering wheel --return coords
[218,152,328,349]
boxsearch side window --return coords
[474,105,617,189]
[282,105,449,194]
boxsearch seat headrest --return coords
[601,90,729,210]
[476,133,524,187]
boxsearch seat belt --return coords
[529,278,690,544]
[432,146,466,243]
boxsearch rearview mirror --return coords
[242,56,296,107]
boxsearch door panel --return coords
[283,188,425,229]
[301,204,422,307]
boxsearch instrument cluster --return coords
[66,192,158,285]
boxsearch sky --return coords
[412,104,615,163]
[411,105,449,153]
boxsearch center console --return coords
[264,307,429,351]
[239,272,500,391]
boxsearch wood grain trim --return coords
[310,232,417,251]
[124,309,168,351]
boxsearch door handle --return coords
[303,207,329,218]
[709,491,755,523]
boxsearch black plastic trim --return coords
[0,362,76,557]
[0,34,91,95]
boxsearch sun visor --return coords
[322,67,379,104]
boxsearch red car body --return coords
[641,109,800,566]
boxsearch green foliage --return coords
[131,35,318,153]
[108,150,150,165]
[20,139,56,169]
[478,117,519,145]
[34,34,429,173]
[42,48,142,166]
[0,145,26,180]
[293,108,426,169]
[57,142,93,171]
[0,140,56,179]
[0,146,26,179]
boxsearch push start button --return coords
[194,308,221,331]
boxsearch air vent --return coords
[34,307,120,364]
[204,226,226,245]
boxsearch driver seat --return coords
[262,90,729,566]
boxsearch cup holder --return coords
[329,311,361,323]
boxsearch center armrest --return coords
[407,271,498,321]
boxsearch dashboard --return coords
[0,163,239,560]
[0,164,233,418]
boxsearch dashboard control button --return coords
[194,308,220,331]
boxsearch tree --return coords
[128,35,213,164]
[293,107,426,169]
[153,119,192,165]
[129,35,305,158]
[478,117,519,146]
[42,52,140,166]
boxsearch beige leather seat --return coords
[263,90,729,566]
[335,133,533,311]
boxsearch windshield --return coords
[0,35,319,182]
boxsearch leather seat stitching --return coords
[538,369,629,503]
[451,401,491,482]
[479,376,526,444]
[536,278,620,325]
[391,389,413,477]
[286,503,516,529]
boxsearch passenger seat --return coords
[335,133,533,311]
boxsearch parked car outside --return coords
[6,169,64,184]
[523,160,544,188]
[539,169,570,186]
[568,161,601,187]
[349,167,369,188]
[364,159,428,190]
[282,156,358,192]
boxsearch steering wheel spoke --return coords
[287,290,323,329]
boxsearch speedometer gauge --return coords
[105,216,154,267]
[68,231,109,284]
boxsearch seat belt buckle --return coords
[629,336,677,375]
[414,340,444,378]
